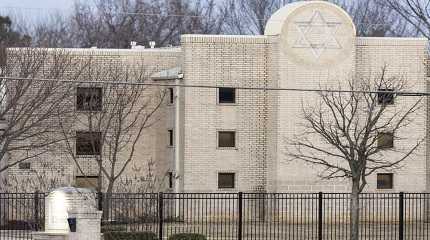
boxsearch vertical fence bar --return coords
[318,192,323,240]
[97,192,103,211]
[238,192,243,240]
[159,192,164,240]
[34,191,40,231]
[399,192,404,240]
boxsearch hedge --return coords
[168,233,207,240]
[103,231,157,240]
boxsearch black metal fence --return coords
[0,192,45,240]
[1,192,430,239]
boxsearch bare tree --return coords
[346,0,415,37]
[57,58,166,211]
[381,0,430,39]
[70,0,224,48]
[287,68,423,240]
[0,48,81,175]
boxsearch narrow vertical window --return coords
[169,88,174,104]
[168,129,173,146]
[168,172,173,188]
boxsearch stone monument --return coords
[33,187,102,240]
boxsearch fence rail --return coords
[1,192,430,239]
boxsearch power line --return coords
[2,76,429,96]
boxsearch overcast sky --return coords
[0,0,74,10]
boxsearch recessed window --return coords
[18,162,30,169]
[77,87,102,111]
[76,131,101,155]
[168,129,173,146]
[377,173,393,189]
[169,88,174,104]
[218,88,236,104]
[218,173,235,189]
[377,132,394,149]
[75,176,99,190]
[377,89,394,105]
[168,172,173,188]
[218,131,236,148]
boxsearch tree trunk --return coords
[103,181,114,221]
[350,180,360,240]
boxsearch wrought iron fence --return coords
[1,192,430,239]
[0,192,45,240]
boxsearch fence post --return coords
[159,192,164,240]
[399,192,404,240]
[238,192,243,240]
[34,191,40,231]
[318,192,323,240]
[97,192,103,211]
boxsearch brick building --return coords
[4,1,429,193]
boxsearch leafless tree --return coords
[0,48,81,175]
[57,58,166,212]
[69,0,225,48]
[287,67,423,240]
[381,0,430,39]
[347,0,415,37]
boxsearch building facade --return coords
[5,1,430,193]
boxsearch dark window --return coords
[18,162,30,169]
[168,129,173,146]
[168,172,173,188]
[218,173,235,189]
[377,132,394,149]
[169,88,174,104]
[75,176,99,190]
[377,89,394,105]
[219,88,236,104]
[377,173,393,189]
[218,131,235,148]
[76,132,101,155]
[77,87,102,111]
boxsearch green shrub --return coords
[103,231,157,240]
[101,225,127,233]
[168,233,207,240]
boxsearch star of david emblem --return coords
[293,10,342,59]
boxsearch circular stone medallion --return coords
[281,2,355,68]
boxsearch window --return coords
[377,173,393,189]
[168,172,173,188]
[169,88,174,104]
[218,131,236,148]
[377,88,394,105]
[76,87,102,111]
[168,129,173,146]
[18,162,30,169]
[76,131,101,155]
[218,88,236,104]
[75,176,99,190]
[218,173,235,189]
[377,132,394,149]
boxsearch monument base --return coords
[32,232,68,240]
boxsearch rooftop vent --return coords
[149,41,156,49]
